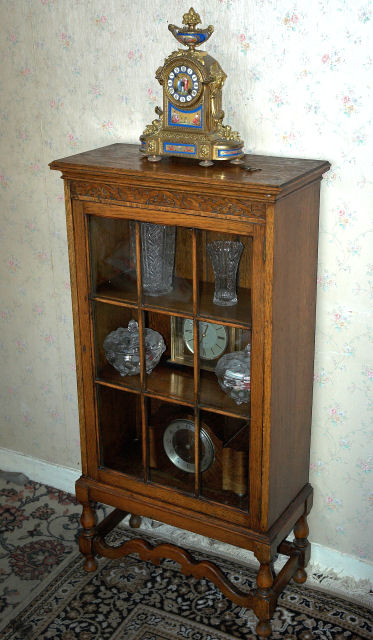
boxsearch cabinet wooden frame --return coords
[72,199,264,521]
[51,144,329,637]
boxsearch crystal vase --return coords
[131,223,176,296]
[207,240,244,306]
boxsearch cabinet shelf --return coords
[95,364,249,420]
[199,282,251,328]
[148,472,248,510]
[142,276,193,315]
[95,364,141,393]
[199,370,250,419]
[93,269,251,328]
[150,468,195,495]
[96,364,195,407]
[95,274,138,306]
[200,486,248,510]
[145,365,194,406]
[100,441,143,478]
[95,275,193,315]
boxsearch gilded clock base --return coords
[140,131,244,166]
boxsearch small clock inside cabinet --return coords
[148,400,250,507]
[163,418,214,473]
[148,401,222,494]
[170,316,250,371]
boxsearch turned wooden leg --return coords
[293,513,310,584]
[129,514,142,528]
[269,553,278,580]
[256,619,272,638]
[255,561,274,638]
[79,502,98,572]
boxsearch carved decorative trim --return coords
[70,181,266,220]
[93,537,255,608]
[92,534,303,615]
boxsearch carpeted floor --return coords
[0,473,372,639]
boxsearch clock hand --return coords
[200,323,208,340]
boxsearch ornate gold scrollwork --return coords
[215,122,241,142]
[142,106,163,137]
[200,144,210,158]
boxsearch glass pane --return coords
[144,311,194,406]
[200,409,250,510]
[137,223,193,314]
[199,324,251,418]
[98,385,142,478]
[89,216,137,304]
[148,398,195,495]
[197,230,252,326]
[93,301,140,391]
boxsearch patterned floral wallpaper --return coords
[0,0,372,563]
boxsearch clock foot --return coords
[147,155,162,162]
[199,160,214,167]
[230,157,245,165]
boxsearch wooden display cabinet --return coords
[50,144,329,637]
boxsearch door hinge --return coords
[263,236,266,263]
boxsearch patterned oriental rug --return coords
[0,474,372,640]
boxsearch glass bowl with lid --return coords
[214,344,251,405]
[103,319,165,377]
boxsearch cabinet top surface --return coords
[50,143,330,194]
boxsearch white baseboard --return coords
[0,447,79,494]
[310,542,373,584]
[1,446,372,585]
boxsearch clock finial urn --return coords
[140,8,244,166]
[168,7,214,51]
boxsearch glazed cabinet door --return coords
[71,198,265,527]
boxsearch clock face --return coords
[183,319,228,361]
[163,418,215,473]
[166,64,202,106]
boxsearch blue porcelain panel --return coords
[217,148,243,158]
[168,103,203,129]
[163,142,196,155]
[176,31,207,44]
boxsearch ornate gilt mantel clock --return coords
[140,8,244,166]
[50,7,330,636]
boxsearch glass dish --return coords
[214,344,251,405]
[103,319,165,376]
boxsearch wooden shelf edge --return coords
[91,295,252,331]
[95,377,250,420]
